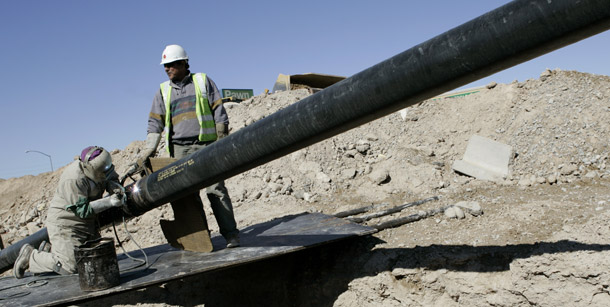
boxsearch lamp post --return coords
[25,150,54,172]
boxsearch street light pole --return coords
[25,150,54,172]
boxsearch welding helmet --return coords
[160,44,188,65]
[80,146,117,183]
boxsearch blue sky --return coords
[1,1,609,179]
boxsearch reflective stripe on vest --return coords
[160,73,217,154]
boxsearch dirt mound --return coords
[2,69,610,306]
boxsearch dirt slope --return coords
[1,69,610,306]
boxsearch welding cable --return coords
[111,216,149,273]
[107,180,150,272]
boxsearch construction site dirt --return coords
[1,69,610,306]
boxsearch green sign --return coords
[222,89,254,101]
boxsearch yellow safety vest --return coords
[160,73,217,154]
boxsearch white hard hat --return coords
[160,44,188,65]
[80,146,116,183]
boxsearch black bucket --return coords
[74,237,120,291]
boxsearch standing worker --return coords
[126,44,240,248]
[13,146,124,278]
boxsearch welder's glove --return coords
[89,194,123,214]
[216,123,228,139]
[120,133,161,182]
[121,163,139,182]
[66,195,123,219]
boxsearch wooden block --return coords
[149,157,178,173]
[150,158,213,252]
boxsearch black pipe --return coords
[2,0,610,273]
[128,0,610,214]
[0,228,48,272]
[345,196,440,224]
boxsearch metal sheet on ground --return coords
[0,213,375,306]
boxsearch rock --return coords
[268,182,283,193]
[140,211,159,226]
[518,178,532,187]
[342,168,357,180]
[486,81,498,89]
[270,173,282,183]
[361,164,373,175]
[560,164,578,176]
[432,161,445,170]
[298,161,322,173]
[355,143,370,154]
[18,213,27,226]
[437,181,448,189]
[293,190,305,200]
[399,109,408,121]
[18,227,29,238]
[585,171,598,178]
[454,206,465,219]
[303,192,314,202]
[316,172,332,183]
[419,146,435,157]
[455,201,483,216]
[251,191,262,200]
[281,184,293,195]
[365,135,378,142]
[369,169,390,185]
[444,207,457,219]
[540,68,552,81]
[344,149,359,158]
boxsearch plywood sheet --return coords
[0,213,374,306]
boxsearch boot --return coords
[226,235,240,248]
[13,244,34,279]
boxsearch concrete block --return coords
[452,135,513,182]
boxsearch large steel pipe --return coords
[128,0,610,214]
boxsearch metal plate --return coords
[0,213,374,306]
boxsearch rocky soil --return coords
[1,69,610,306]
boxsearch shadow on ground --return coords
[78,237,610,307]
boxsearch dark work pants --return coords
[172,143,239,239]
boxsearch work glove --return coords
[65,194,123,219]
[120,133,161,182]
[89,194,124,214]
[140,132,161,160]
[121,162,141,183]
[121,162,138,181]
[105,178,120,195]
[216,123,229,139]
